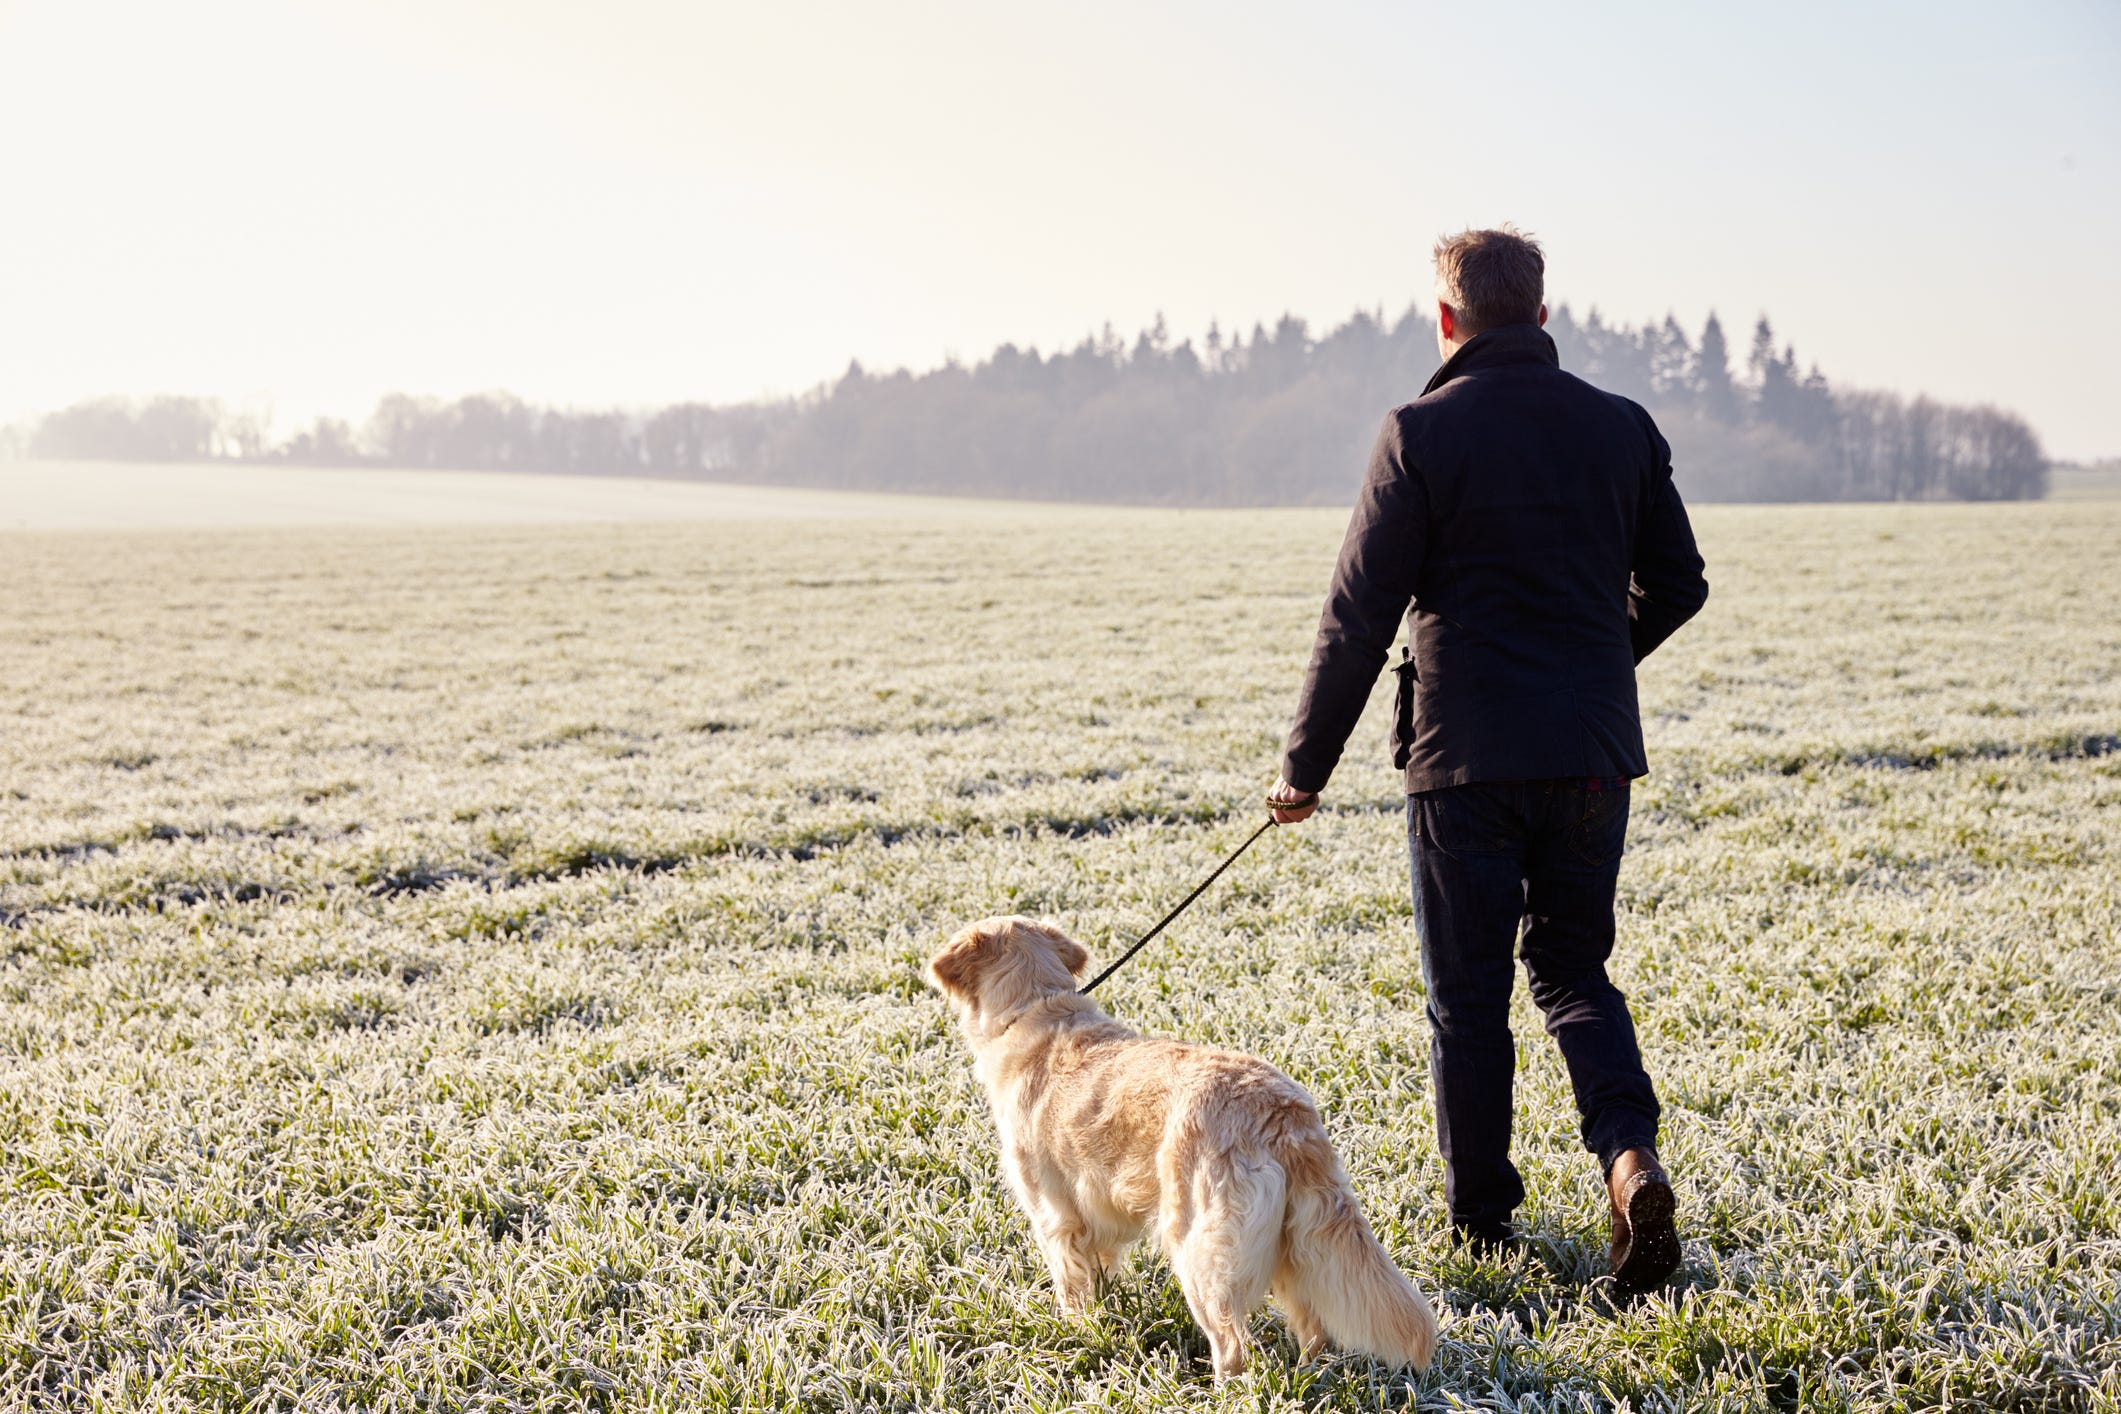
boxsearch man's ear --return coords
[1537,302,1548,328]
[926,927,983,997]
[1436,300,1456,341]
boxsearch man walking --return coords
[1266,227,1708,1289]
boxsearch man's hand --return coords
[1267,776,1320,825]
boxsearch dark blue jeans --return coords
[1408,780,1660,1238]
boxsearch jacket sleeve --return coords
[1279,414,1425,794]
[1628,414,1709,664]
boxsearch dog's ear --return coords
[925,925,985,998]
[1058,935,1090,977]
[1036,917,1091,977]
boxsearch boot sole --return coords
[1613,1175,1680,1291]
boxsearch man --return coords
[1265,226,1708,1289]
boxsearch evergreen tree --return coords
[1747,316,1776,387]
[1650,315,1693,401]
[1696,313,1740,423]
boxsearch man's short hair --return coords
[1433,225,1545,335]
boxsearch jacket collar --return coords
[1422,323,1560,396]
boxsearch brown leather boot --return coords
[1607,1147,1680,1290]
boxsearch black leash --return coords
[1077,798,1309,996]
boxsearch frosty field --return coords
[2,495,2118,1412]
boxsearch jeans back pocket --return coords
[1566,784,1631,867]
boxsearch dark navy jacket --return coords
[1280,323,1708,795]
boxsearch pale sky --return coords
[2,0,2117,458]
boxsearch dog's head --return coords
[925,915,1091,1037]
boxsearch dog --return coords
[926,915,1438,1382]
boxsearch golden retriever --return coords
[926,915,1438,1382]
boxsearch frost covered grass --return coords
[1,500,2117,1411]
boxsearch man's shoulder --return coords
[1590,383,1660,431]
[1592,386,1668,454]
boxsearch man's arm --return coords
[1275,413,1426,815]
[1628,417,1708,664]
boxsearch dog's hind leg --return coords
[1090,1231,1132,1296]
[1033,1214,1100,1315]
[1272,1262,1328,1361]
[1164,1151,1285,1382]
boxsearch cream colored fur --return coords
[926,914,1439,1382]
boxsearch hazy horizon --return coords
[3,0,2116,459]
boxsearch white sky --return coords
[2,0,2116,458]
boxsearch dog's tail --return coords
[1278,1132,1439,1371]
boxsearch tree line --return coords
[10,304,2047,503]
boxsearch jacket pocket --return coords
[1390,647,1419,770]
